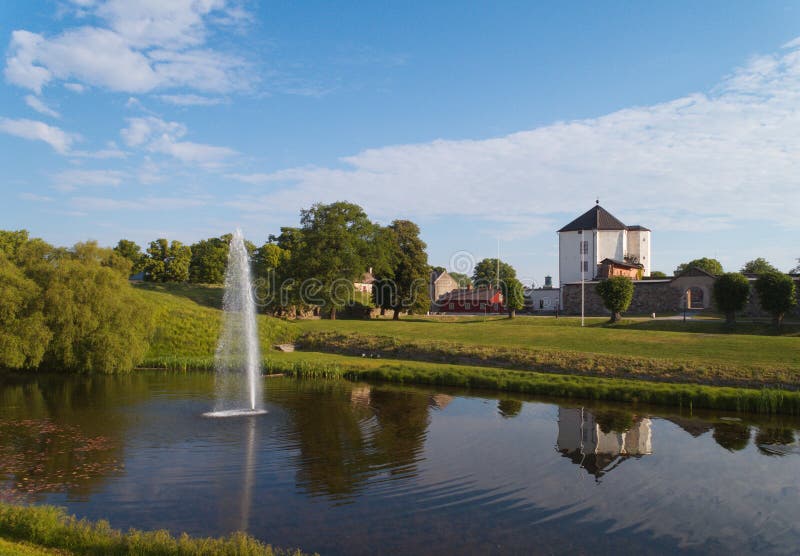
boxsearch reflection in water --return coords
[557,407,652,479]
[2,373,800,555]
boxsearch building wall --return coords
[429,271,460,311]
[626,229,652,277]
[529,288,561,311]
[559,230,597,285]
[597,230,624,264]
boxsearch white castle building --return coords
[558,202,651,285]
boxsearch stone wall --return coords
[562,275,800,319]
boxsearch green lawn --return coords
[290,316,800,373]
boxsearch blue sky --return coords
[1,1,799,285]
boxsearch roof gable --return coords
[558,205,627,232]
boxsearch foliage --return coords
[143,239,191,282]
[674,257,723,276]
[472,258,524,317]
[595,276,634,322]
[448,272,472,287]
[0,231,154,373]
[0,503,309,556]
[385,220,429,318]
[648,271,668,279]
[293,202,379,319]
[113,239,145,274]
[754,271,797,328]
[0,256,51,368]
[188,236,229,284]
[741,257,779,275]
[712,272,751,324]
[792,258,800,274]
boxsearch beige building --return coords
[429,269,460,312]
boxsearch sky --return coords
[1,1,799,286]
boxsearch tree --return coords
[674,258,723,276]
[385,220,429,319]
[741,258,779,275]
[448,272,472,288]
[472,258,524,318]
[113,240,145,274]
[294,202,377,319]
[790,258,800,274]
[144,239,191,282]
[754,271,797,328]
[596,276,634,322]
[188,236,229,284]
[648,271,668,279]
[0,255,51,368]
[712,272,750,324]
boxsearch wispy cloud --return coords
[0,117,77,153]
[121,116,237,167]
[70,195,208,211]
[24,95,60,118]
[18,192,54,202]
[226,38,800,236]
[53,168,125,191]
[157,94,225,106]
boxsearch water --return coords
[1,372,799,555]
[207,229,264,415]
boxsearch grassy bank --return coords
[133,283,800,414]
[297,330,800,390]
[0,503,310,556]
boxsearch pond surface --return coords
[1,372,799,555]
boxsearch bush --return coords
[595,277,634,322]
[712,272,750,324]
[755,272,797,328]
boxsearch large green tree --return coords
[188,236,229,284]
[0,256,52,368]
[674,258,723,276]
[113,240,145,274]
[144,239,191,282]
[596,276,634,323]
[294,202,378,319]
[754,271,797,328]
[741,258,779,275]
[712,272,750,324]
[472,258,525,318]
[385,220,429,319]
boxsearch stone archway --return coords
[686,286,705,309]
[672,268,716,311]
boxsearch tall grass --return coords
[263,351,800,415]
[0,503,311,556]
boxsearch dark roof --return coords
[600,258,643,269]
[626,225,650,231]
[558,205,627,232]
[438,287,501,303]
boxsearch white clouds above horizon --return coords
[0,117,76,153]
[121,116,237,166]
[226,38,800,235]
[24,95,60,118]
[4,1,250,95]
[53,168,125,191]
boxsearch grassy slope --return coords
[131,283,800,412]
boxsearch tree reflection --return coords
[497,399,522,419]
[755,427,795,456]
[712,422,751,452]
[276,382,432,501]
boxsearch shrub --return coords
[755,272,797,328]
[712,272,750,324]
[595,277,634,323]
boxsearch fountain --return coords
[204,229,267,417]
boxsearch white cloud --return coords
[0,117,76,153]
[157,93,224,106]
[70,195,208,211]
[4,1,250,95]
[18,192,54,202]
[53,169,125,191]
[63,82,86,93]
[121,116,236,166]
[24,95,60,118]
[227,38,800,235]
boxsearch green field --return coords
[132,283,800,412]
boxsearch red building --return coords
[435,286,504,313]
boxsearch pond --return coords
[1,372,799,555]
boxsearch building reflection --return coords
[556,407,652,479]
